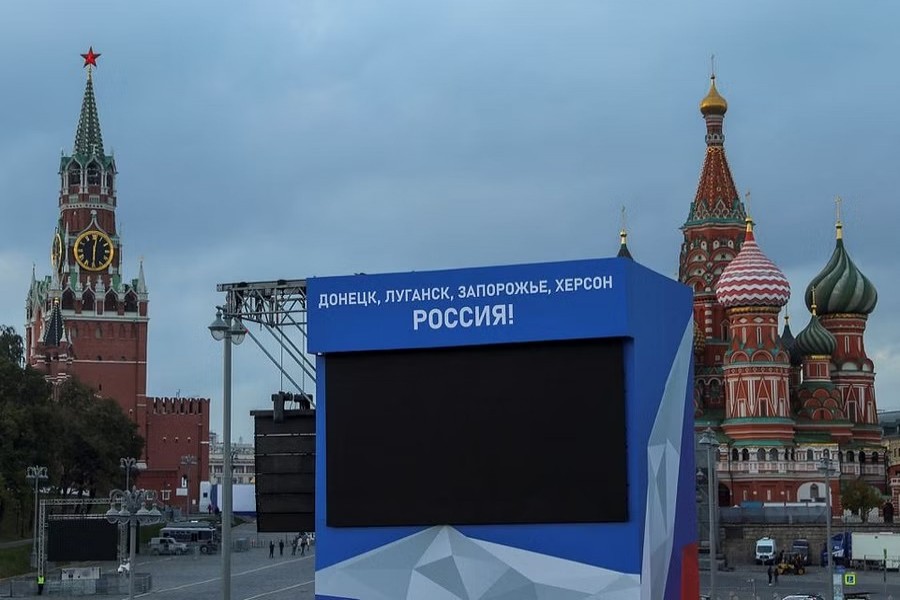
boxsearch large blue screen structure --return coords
[308,257,697,600]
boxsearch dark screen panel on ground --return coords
[326,337,627,527]
[48,520,119,561]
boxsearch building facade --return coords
[24,51,209,507]
[686,75,884,513]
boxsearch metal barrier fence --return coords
[0,572,152,597]
[719,505,830,525]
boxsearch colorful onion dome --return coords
[804,221,877,315]
[715,218,791,308]
[795,311,837,357]
[700,75,728,116]
[780,315,803,366]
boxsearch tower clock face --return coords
[74,229,114,271]
[51,232,64,270]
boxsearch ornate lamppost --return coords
[106,488,162,600]
[26,466,48,568]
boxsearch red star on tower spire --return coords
[81,47,101,68]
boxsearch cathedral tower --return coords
[680,74,747,422]
[805,209,880,445]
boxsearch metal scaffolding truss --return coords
[37,499,113,579]
[216,279,316,406]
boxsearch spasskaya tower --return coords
[25,50,210,507]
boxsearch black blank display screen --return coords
[325,337,627,527]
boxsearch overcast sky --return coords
[1,1,898,442]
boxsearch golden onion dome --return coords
[700,75,728,116]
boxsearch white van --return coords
[755,537,777,565]
[149,536,188,555]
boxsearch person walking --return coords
[766,563,773,586]
[279,539,285,556]
[291,537,298,556]
[269,540,275,558]
[773,564,779,585]
[300,532,310,556]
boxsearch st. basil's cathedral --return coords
[672,74,884,514]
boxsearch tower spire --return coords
[835,195,843,240]
[616,205,633,259]
[73,48,105,159]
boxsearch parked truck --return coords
[825,531,900,569]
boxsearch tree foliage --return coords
[840,478,884,521]
[0,326,144,535]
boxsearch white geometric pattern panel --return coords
[317,525,641,600]
[641,318,693,600]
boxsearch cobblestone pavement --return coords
[706,562,900,599]
[4,522,315,599]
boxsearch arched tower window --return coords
[756,448,766,461]
[731,448,739,462]
[105,172,114,190]
[860,452,867,464]
[67,162,81,188]
[87,161,101,186]
[741,449,750,462]
[62,289,76,310]
[810,483,820,500]
[769,449,778,461]
[124,291,137,312]
[847,451,855,463]
[82,289,95,311]
[104,291,117,313]
[806,449,814,462]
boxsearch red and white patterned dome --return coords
[715,221,791,308]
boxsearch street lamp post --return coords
[106,488,162,600]
[819,454,836,600]
[120,457,137,490]
[25,466,48,569]
[181,455,198,515]
[698,428,718,600]
[209,308,245,600]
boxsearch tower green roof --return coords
[73,71,105,161]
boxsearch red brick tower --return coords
[679,74,747,424]
[25,50,149,440]
[24,50,209,509]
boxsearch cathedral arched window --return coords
[860,452,867,464]
[82,290,95,311]
[741,449,749,462]
[67,162,81,188]
[62,289,75,310]
[756,448,766,461]
[810,483,820,500]
[806,449,814,462]
[105,172,114,190]
[731,448,739,462]
[872,452,879,464]
[105,291,118,313]
[87,161,101,186]
[124,291,137,313]
[847,451,855,463]
[769,449,778,462]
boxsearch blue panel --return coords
[308,258,627,353]
[310,257,695,597]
